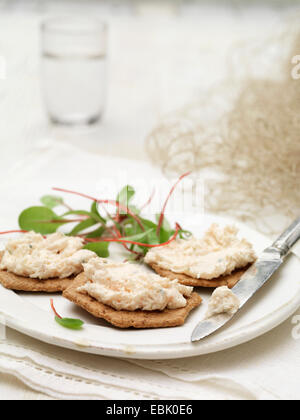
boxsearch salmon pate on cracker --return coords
[0,232,96,292]
[63,257,202,328]
[145,224,256,288]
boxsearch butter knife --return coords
[191,217,300,342]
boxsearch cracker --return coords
[63,273,202,329]
[0,252,74,292]
[148,262,250,289]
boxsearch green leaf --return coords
[123,219,142,237]
[86,226,105,239]
[62,210,92,217]
[90,201,106,224]
[179,229,192,239]
[155,214,171,231]
[19,206,65,234]
[139,217,157,229]
[55,316,84,330]
[83,242,110,257]
[128,205,141,215]
[40,195,64,209]
[138,217,173,244]
[159,227,174,244]
[147,230,160,245]
[69,218,98,235]
[125,228,154,243]
[117,185,135,212]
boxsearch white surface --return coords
[0,1,300,400]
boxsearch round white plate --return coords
[0,214,299,360]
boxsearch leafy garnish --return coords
[117,185,135,210]
[156,171,191,236]
[41,195,64,209]
[69,218,97,236]
[19,206,65,234]
[62,210,92,217]
[90,201,106,224]
[54,317,84,330]
[50,299,84,331]
[10,174,192,260]
[85,226,106,239]
[83,241,109,257]
[123,228,154,243]
[155,214,171,231]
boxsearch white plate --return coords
[0,214,299,360]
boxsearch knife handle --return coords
[272,217,300,258]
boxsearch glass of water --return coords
[41,18,107,125]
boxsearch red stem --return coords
[140,188,156,211]
[0,230,28,235]
[53,188,145,231]
[38,218,87,224]
[111,224,141,256]
[156,172,191,236]
[100,203,138,255]
[50,299,62,319]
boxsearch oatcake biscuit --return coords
[63,273,202,329]
[148,262,251,289]
[0,252,74,292]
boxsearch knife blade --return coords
[191,217,300,343]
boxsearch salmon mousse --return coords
[63,258,202,328]
[205,286,240,319]
[145,224,256,288]
[0,232,96,292]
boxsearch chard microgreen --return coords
[62,210,92,217]
[50,299,84,331]
[55,317,84,330]
[41,195,64,209]
[83,241,110,257]
[124,228,155,243]
[179,229,192,239]
[156,171,191,236]
[117,185,135,209]
[85,226,106,238]
[13,173,192,259]
[19,206,66,234]
[155,214,171,231]
[90,201,106,224]
[69,218,98,236]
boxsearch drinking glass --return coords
[41,17,107,125]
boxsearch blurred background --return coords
[0,0,299,235]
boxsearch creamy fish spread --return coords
[145,224,256,280]
[78,258,194,311]
[205,286,240,319]
[0,232,96,279]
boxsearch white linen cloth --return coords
[0,313,299,401]
[0,139,299,401]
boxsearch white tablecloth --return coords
[0,312,299,400]
[0,3,299,400]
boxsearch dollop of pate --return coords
[145,224,256,280]
[78,258,194,311]
[0,232,96,279]
[205,286,240,319]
